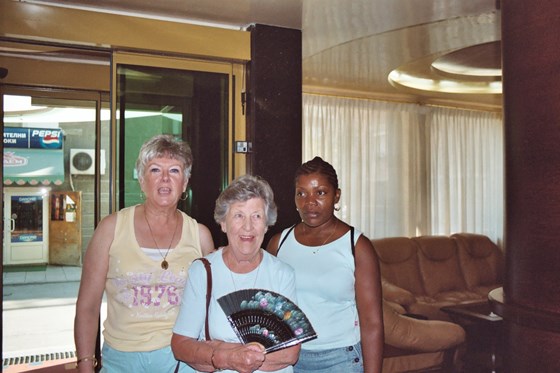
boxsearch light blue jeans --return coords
[295,342,363,373]
[100,344,194,373]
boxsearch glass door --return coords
[3,92,109,266]
[2,90,109,369]
[114,53,244,246]
[3,187,50,265]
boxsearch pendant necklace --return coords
[227,250,261,290]
[304,218,338,254]
[145,210,180,270]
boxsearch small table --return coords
[441,301,503,373]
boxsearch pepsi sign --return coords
[3,127,63,149]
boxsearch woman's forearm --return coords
[258,344,300,371]
[361,325,384,373]
[74,307,101,373]
[172,335,267,373]
[171,335,216,372]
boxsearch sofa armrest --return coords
[382,277,416,308]
[383,344,424,358]
[384,300,407,314]
[383,301,466,352]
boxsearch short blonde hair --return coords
[135,134,193,183]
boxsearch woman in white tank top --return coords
[267,156,384,373]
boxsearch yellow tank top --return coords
[103,205,202,351]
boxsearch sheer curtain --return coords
[302,94,425,238]
[302,93,504,244]
[427,107,503,244]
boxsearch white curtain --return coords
[427,107,503,244]
[302,94,425,238]
[302,93,504,244]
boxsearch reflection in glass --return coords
[10,195,44,243]
[117,64,229,246]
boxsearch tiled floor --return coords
[3,265,84,370]
[3,265,82,285]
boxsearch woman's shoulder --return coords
[95,209,120,230]
[188,251,220,276]
[105,205,137,227]
[335,223,363,241]
[282,223,298,234]
[177,209,198,224]
[200,248,224,266]
[263,250,295,273]
[118,204,137,215]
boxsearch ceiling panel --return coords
[12,0,502,107]
[31,0,303,29]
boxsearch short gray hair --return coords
[214,174,277,226]
[135,134,193,183]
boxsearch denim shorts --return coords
[294,342,363,373]
[100,344,194,373]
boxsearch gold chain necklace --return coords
[302,218,339,254]
[144,210,180,270]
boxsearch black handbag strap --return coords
[174,257,212,373]
[197,257,212,341]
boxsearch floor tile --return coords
[24,271,47,284]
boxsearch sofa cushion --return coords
[453,233,504,296]
[407,297,465,321]
[413,236,468,297]
[375,237,417,263]
[382,277,416,307]
[373,237,426,296]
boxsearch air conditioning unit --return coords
[70,149,106,175]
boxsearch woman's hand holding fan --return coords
[218,289,317,353]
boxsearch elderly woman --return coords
[172,174,300,373]
[74,134,215,373]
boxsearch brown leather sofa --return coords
[376,233,503,372]
[373,233,504,321]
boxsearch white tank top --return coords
[277,226,361,350]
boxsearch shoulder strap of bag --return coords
[175,257,212,373]
[196,257,212,340]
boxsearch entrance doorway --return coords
[116,63,230,244]
[2,91,108,369]
[2,47,244,370]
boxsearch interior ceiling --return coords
[18,0,502,108]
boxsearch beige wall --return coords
[0,1,250,61]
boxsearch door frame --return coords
[109,51,247,213]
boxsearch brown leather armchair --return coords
[382,300,466,373]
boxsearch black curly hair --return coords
[294,156,339,190]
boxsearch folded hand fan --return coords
[217,289,317,353]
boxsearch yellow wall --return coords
[0,1,250,202]
[0,1,250,61]
[1,56,110,91]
